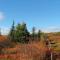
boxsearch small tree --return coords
[0,28,1,36]
[15,22,30,43]
[31,27,36,41]
[9,20,15,42]
[22,22,30,43]
[37,30,41,41]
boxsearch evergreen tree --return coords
[37,30,41,41]
[15,22,29,43]
[9,21,29,43]
[0,28,1,35]
[22,22,29,43]
[9,20,15,42]
[31,27,36,41]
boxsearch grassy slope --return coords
[1,33,60,60]
[0,41,46,60]
[47,33,60,60]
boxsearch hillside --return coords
[0,41,46,60]
[0,34,60,60]
[0,35,7,42]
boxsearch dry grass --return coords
[1,34,60,60]
[0,35,8,42]
[0,41,46,60]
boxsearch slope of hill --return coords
[0,35,8,42]
[0,35,11,48]
[0,41,46,60]
[46,33,60,60]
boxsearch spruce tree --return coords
[15,22,29,43]
[37,30,41,41]
[0,28,1,36]
[9,20,15,42]
[32,27,36,41]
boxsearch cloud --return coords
[42,26,60,33]
[1,27,10,35]
[0,12,5,20]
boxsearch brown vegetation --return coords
[0,40,46,60]
[0,33,60,60]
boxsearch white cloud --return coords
[1,28,10,35]
[42,26,60,33]
[0,12,5,20]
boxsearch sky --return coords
[0,0,60,34]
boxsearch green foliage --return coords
[15,22,29,43]
[9,21,16,42]
[37,30,41,40]
[9,22,30,43]
[9,21,43,43]
[31,27,36,41]
[0,28,1,35]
